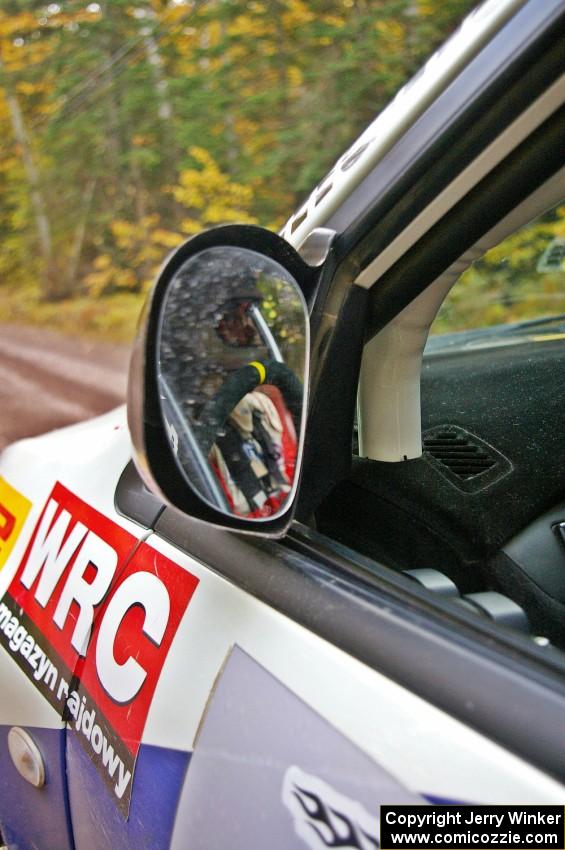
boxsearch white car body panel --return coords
[0,411,563,830]
[281,0,527,251]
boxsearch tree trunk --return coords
[1,57,57,300]
[143,29,173,122]
[66,178,97,292]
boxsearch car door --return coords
[62,492,565,850]
[0,465,73,850]
[0,410,146,850]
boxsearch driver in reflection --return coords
[217,301,261,347]
[210,301,297,518]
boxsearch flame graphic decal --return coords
[293,785,379,848]
[283,768,380,850]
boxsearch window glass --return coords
[429,201,565,338]
[409,196,565,654]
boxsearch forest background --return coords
[0,0,512,342]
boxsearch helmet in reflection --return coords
[159,246,296,423]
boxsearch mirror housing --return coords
[128,224,316,535]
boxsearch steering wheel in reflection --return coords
[196,360,303,455]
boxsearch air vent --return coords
[423,429,496,479]
[422,425,513,492]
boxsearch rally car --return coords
[0,0,564,848]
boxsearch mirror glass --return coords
[158,245,308,520]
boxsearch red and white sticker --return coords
[0,482,198,815]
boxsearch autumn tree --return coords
[0,0,479,315]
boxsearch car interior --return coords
[315,169,565,650]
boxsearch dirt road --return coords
[0,324,131,450]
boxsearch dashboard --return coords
[317,333,565,648]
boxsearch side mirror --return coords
[128,224,315,535]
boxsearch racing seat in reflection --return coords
[210,385,297,518]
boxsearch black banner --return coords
[381,805,564,849]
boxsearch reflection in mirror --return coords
[158,246,308,520]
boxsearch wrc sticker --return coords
[0,476,31,570]
[0,482,198,816]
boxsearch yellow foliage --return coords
[0,155,19,173]
[484,211,565,268]
[481,302,507,326]
[172,146,255,227]
[87,209,186,297]
[1,38,52,72]
[180,218,203,236]
[416,2,435,16]
[153,229,184,248]
[110,215,160,250]
[156,3,192,25]
[15,81,45,97]
[233,117,260,139]
[322,15,345,28]
[433,203,565,333]
[188,146,215,169]
[169,37,197,62]
[258,42,277,57]
[228,15,274,39]
[287,66,304,89]
[117,269,138,289]
[226,44,248,62]
[375,18,406,45]
[84,267,115,298]
[553,207,565,237]
[93,254,112,270]
[0,12,38,38]
[0,92,9,122]
[110,220,133,245]
[35,101,59,117]
[237,126,275,158]
[282,0,315,30]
